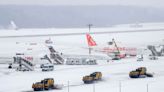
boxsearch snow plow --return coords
[32,78,62,91]
[83,72,102,84]
[129,67,153,78]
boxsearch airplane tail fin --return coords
[86,34,97,47]
[9,20,18,30]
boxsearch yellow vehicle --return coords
[83,72,102,84]
[129,67,153,78]
[32,78,55,91]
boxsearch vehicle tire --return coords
[8,65,12,69]
[129,73,140,78]
[45,87,49,90]
[34,88,40,91]
[84,80,93,84]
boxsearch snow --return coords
[0,58,164,92]
[0,23,164,92]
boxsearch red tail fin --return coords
[86,34,97,46]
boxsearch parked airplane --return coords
[86,33,137,59]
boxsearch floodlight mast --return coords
[88,24,93,55]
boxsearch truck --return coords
[129,67,153,78]
[82,72,102,84]
[32,78,62,91]
[110,39,126,60]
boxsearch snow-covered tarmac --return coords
[0,57,164,92]
[0,23,164,92]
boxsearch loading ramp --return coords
[13,57,34,71]
[48,46,65,64]
[147,45,163,56]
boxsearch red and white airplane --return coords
[86,34,137,59]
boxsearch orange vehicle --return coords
[129,67,153,78]
[83,72,102,84]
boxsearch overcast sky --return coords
[0,0,163,8]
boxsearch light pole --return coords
[68,81,69,92]
[93,83,95,92]
[146,80,155,92]
[119,80,122,92]
[88,24,93,55]
[147,83,149,92]
[88,24,93,33]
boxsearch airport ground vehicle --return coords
[82,72,102,84]
[41,63,54,71]
[66,58,97,65]
[109,39,126,60]
[32,78,62,91]
[129,67,153,78]
[149,55,158,60]
[136,54,143,61]
[32,78,55,91]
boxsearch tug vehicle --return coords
[129,67,153,78]
[83,72,102,84]
[32,78,62,91]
